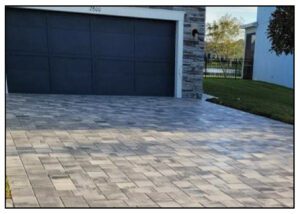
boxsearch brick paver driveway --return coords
[6,94,293,207]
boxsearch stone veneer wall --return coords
[150,6,205,98]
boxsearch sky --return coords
[206,7,257,25]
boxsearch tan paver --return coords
[51,178,76,191]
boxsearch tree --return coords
[205,39,244,59]
[267,6,294,55]
[206,14,243,59]
[205,14,243,77]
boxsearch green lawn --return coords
[203,78,294,124]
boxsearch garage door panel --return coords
[93,33,134,58]
[135,62,174,96]
[6,8,46,27]
[135,61,174,75]
[93,59,134,94]
[48,29,91,56]
[6,55,50,93]
[135,19,175,37]
[93,76,135,95]
[48,13,90,30]
[135,36,174,61]
[92,16,134,34]
[50,57,92,94]
[135,76,173,96]
[6,27,48,53]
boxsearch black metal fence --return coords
[204,56,243,79]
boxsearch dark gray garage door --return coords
[6,8,175,96]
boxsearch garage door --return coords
[6,8,175,96]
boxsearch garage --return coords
[6,8,175,96]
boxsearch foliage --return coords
[206,14,243,59]
[267,6,294,55]
[6,177,11,199]
[206,39,244,59]
[204,78,294,124]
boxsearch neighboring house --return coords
[242,7,294,88]
[5,6,205,98]
[241,22,257,80]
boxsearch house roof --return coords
[241,22,258,29]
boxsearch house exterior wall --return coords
[152,7,205,98]
[253,7,294,88]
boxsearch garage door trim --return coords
[12,6,185,98]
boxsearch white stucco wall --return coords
[253,7,294,88]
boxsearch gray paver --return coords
[6,94,294,207]
[60,196,89,207]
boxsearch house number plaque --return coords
[90,7,102,13]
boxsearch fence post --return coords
[235,58,237,80]
[204,54,207,78]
